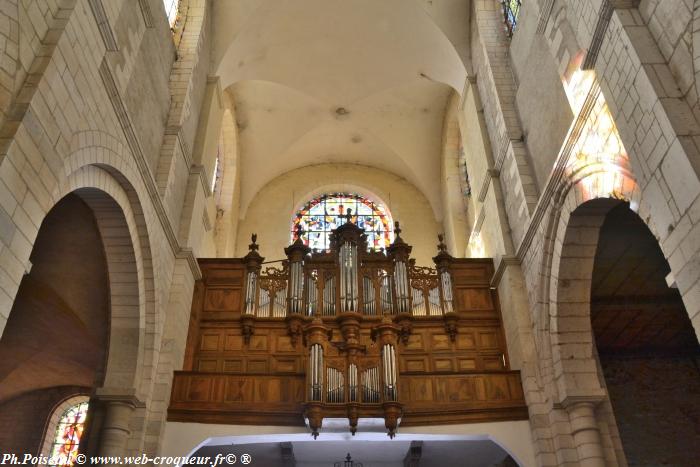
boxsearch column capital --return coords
[555,394,606,411]
[94,387,145,408]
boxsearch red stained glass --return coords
[292,193,393,251]
[48,401,88,466]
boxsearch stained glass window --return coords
[502,0,522,37]
[292,194,393,251]
[163,0,179,29]
[47,400,89,466]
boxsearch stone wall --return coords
[466,0,700,465]
[600,355,700,465]
[0,0,216,456]
[0,386,90,454]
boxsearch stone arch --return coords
[523,167,643,465]
[55,162,156,401]
[64,134,160,401]
[0,160,152,455]
[540,168,641,406]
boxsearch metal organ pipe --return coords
[288,261,304,314]
[340,241,358,312]
[349,363,358,402]
[307,273,317,316]
[382,344,398,401]
[394,260,409,313]
[441,270,453,313]
[309,344,323,401]
[244,271,257,315]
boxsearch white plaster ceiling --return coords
[212,0,470,218]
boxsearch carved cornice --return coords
[98,58,202,280]
[477,168,500,202]
[536,0,556,34]
[490,255,521,288]
[582,0,614,70]
[138,0,154,28]
[88,0,118,51]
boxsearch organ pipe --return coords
[380,273,393,314]
[309,344,323,401]
[323,277,335,315]
[339,241,358,312]
[244,271,257,315]
[288,261,304,314]
[394,260,410,313]
[382,344,398,401]
[441,270,453,313]
[363,276,375,315]
[306,273,317,316]
[349,363,358,402]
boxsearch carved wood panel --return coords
[170,257,527,427]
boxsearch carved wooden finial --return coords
[295,223,304,240]
[249,233,259,251]
[437,233,447,253]
[343,208,354,223]
[394,221,401,237]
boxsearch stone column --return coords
[567,401,605,467]
[94,389,144,457]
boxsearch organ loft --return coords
[1,0,700,465]
[169,215,527,439]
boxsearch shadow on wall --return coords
[0,194,109,453]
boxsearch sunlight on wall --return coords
[561,55,635,203]
[468,231,485,258]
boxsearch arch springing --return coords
[292,193,393,251]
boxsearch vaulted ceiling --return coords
[211,0,471,218]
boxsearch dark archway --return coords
[591,203,700,465]
[0,193,110,454]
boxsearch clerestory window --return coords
[502,0,522,37]
[163,0,179,29]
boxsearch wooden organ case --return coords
[169,221,528,437]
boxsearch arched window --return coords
[502,0,522,36]
[40,396,89,467]
[162,0,179,29]
[292,193,393,251]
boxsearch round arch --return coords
[53,165,151,395]
[291,192,395,250]
[237,163,441,266]
[537,168,641,406]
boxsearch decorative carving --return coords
[241,315,255,345]
[347,403,359,435]
[304,402,324,439]
[336,312,365,356]
[171,224,526,437]
[285,314,306,347]
[382,401,403,439]
[444,312,458,342]
[393,313,413,346]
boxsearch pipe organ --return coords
[170,220,527,438]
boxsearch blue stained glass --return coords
[292,193,393,251]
